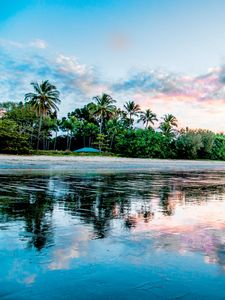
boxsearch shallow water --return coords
[1,171,225,299]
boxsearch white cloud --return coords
[0,47,107,116]
[56,54,91,76]
[29,39,48,49]
[0,39,23,48]
[0,38,48,49]
[1,40,225,131]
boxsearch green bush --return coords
[114,128,176,158]
[211,135,225,160]
[0,119,31,154]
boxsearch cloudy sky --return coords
[1,0,225,131]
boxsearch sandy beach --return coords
[1,154,225,172]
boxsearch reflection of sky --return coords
[130,193,225,266]
[2,172,225,298]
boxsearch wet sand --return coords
[1,154,225,172]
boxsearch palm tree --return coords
[92,93,116,133]
[106,119,124,150]
[123,100,140,125]
[60,116,79,150]
[160,114,178,138]
[138,109,158,129]
[24,80,61,149]
[163,114,178,127]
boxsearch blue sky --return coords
[3,0,225,76]
[1,0,225,130]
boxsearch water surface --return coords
[1,171,225,299]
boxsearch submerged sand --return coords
[1,154,225,172]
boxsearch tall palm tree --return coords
[160,114,178,137]
[138,109,158,129]
[24,80,61,149]
[123,100,140,125]
[92,93,116,133]
[163,114,178,127]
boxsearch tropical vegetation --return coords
[1,81,225,160]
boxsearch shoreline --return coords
[1,154,225,172]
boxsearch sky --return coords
[1,0,225,131]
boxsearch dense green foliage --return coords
[1,81,225,159]
[0,119,30,154]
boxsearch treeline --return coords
[1,80,225,160]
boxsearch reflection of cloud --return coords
[130,190,225,269]
[133,192,225,233]
[9,258,37,286]
[48,228,90,270]
[49,247,80,270]
[23,274,36,285]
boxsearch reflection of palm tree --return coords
[66,187,118,238]
[159,185,174,216]
[61,174,132,238]
[3,172,225,273]
[139,205,154,223]
[0,176,54,251]
[25,191,54,251]
[125,216,138,229]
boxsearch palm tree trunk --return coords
[110,134,115,149]
[37,115,43,150]
[54,131,57,150]
[100,115,103,134]
[68,135,72,150]
[67,133,69,149]
[30,126,34,146]
[129,113,132,126]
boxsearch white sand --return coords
[1,154,225,172]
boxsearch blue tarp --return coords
[74,147,101,153]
